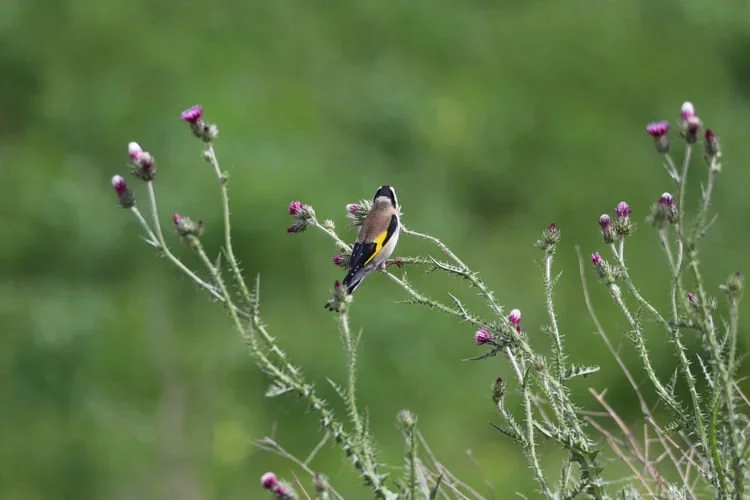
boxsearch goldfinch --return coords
[330,185,401,305]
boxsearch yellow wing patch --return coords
[364,230,388,265]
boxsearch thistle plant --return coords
[110,102,747,499]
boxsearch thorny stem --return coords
[204,144,254,308]
[521,370,554,499]
[140,184,251,320]
[188,237,395,499]
[336,311,381,490]
[543,247,566,382]
[608,243,715,484]
[656,228,680,323]
[607,282,682,416]
[673,145,692,257]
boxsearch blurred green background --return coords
[2,0,750,498]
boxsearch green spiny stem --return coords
[205,144,254,309]
[189,237,396,499]
[336,311,381,489]
[609,244,715,485]
[141,184,251,320]
[521,370,554,499]
[543,247,566,382]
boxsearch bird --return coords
[325,185,401,309]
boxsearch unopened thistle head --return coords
[648,192,678,228]
[704,129,721,160]
[599,214,616,244]
[591,251,614,283]
[679,102,701,144]
[613,201,634,237]
[286,201,313,233]
[172,213,205,241]
[345,200,372,226]
[508,308,522,334]
[474,328,492,345]
[112,175,135,208]
[127,141,157,181]
[647,120,670,153]
[536,222,560,250]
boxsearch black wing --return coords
[343,214,398,285]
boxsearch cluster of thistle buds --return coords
[474,309,523,347]
[128,142,157,181]
[598,201,633,244]
[260,472,296,500]
[180,105,219,143]
[287,201,314,233]
[646,101,720,162]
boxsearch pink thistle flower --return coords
[346,203,360,216]
[592,252,603,265]
[680,101,695,121]
[646,121,669,137]
[474,328,491,345]
[112,175,135,208]
[615,201,631,219]
[332,254,349,268]
[172,213,183,225]
[180,105,203,124]
[705,129,715,141]
[261,472,278,490]
[128,142,143,160]
[288,201,304,216]
[688,292,697,304]
[659,192,674,207]
[112,175,128,195]
[599,214,611,231]
[508,309,521,326]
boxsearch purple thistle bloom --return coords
[112,175,128,195]
[180,105,203,124]
[288,201,304,216]
[261,472,278,490]
[474,329,491,345]
[508,309,521,326]
[681,101,695,121]
[599,214,611,230]
[659,192,674,207]
[647,121,669,137]
[615,201,631,219]
[592,252,602,265]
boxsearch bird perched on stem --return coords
[325,185,400,310]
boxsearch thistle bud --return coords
[474,328,492,345]
[536,222,560,250]
[613,201,634,237]
[508,309,522,334]
[324,280,350,312]
[492,376,505,405]
[180,105,220,142]
[704,129,721,160]
[646,121,670,153]
[592,251,613,282]
[720,272,744,299]
[648,192,678,228]
[332,254,350,268]
[345,200,372,226]
[599,214,616,244]
[172,213,204,239]
[112,175,135,208]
